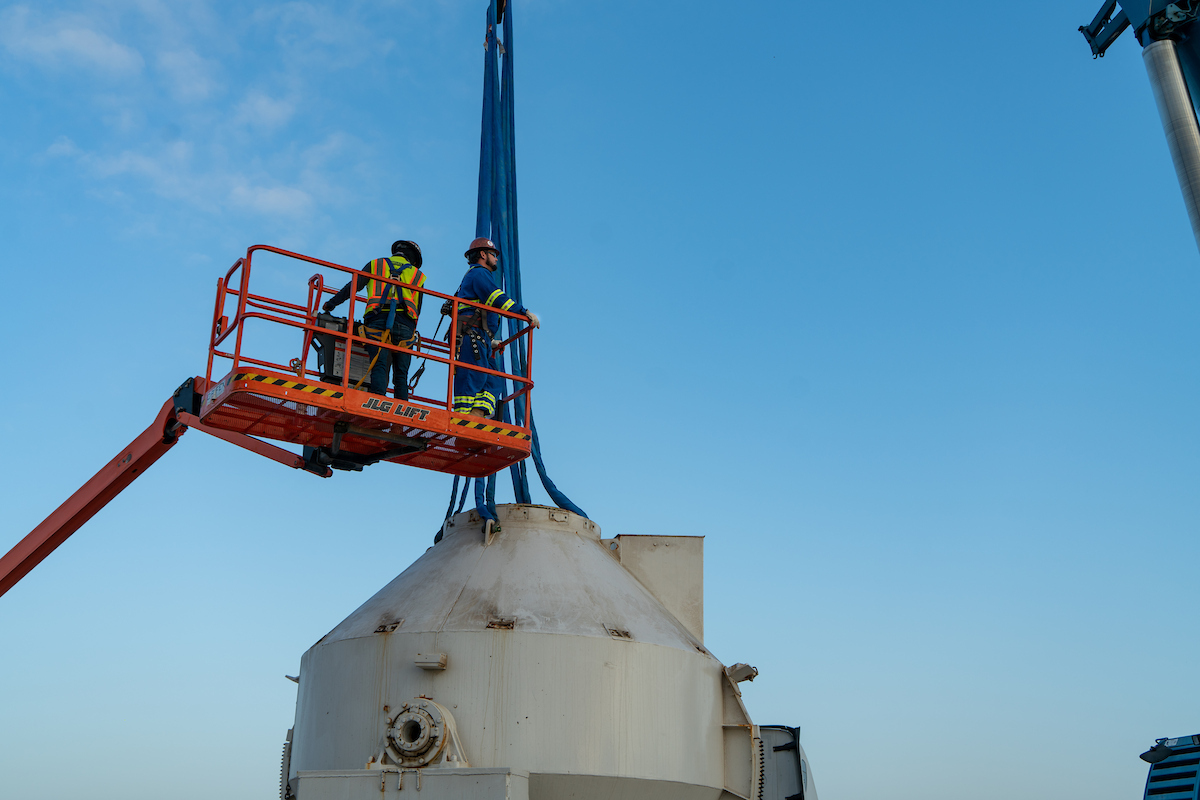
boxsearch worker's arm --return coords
[462,270,540,343]
[465,269,530,317]
[477,274,538,329]
[323,267,373,313]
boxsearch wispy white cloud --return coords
[233,90,296,131]
[45,136,81,158]
[51,137,320,220]
[302,131,352,168]
[294,132,373,207]
[87,140,210,206]
[19,4,395,225]
[90,94,146,133]
[252,2,387,68]
[157,47,218,102]
[0,5,144,76]
[229,183,313,217]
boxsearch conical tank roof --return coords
[315,504,704,652]
[289,504,744,799]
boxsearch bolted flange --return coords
[385,700,447,767]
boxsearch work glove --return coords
[491,339,504,350]
[526,310,540,329]
[322,300,336,314]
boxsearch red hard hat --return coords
[465,237,499,258]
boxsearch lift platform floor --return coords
[199,370,531,478]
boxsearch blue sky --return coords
[1,2,1198,799]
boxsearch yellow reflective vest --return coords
[365,257,425,321]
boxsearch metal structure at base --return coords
[281,504,818,800]
[293,767,528,799]
[1080,1,1200,250]
[1138,734,1200,800]
[1143,39,1200,245]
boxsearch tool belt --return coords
[441,297,488,332]
[357,321,420,352]
[454,323,491,361]
[445,303,490,348]
[353,321,420,391]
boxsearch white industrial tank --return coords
[284,504,817,800]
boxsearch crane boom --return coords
[1080,1,1200,250]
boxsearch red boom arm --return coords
[0,377,329,598]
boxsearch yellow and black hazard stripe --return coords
[234,372,344,399]
[451,417,531,440]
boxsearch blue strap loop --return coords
[443,0,585,536]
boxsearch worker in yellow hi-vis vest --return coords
[324,240,426,399]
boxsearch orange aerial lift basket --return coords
[201,244,534,478]
[0,244,535,598]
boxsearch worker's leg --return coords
[453,333,487,413]
[363,312,390,396]
[364,342,390,395]
[481,371,505,419]
[470,350,499,418]
[390,319,415,401]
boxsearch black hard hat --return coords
[391,240,422,267]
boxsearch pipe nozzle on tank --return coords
[726,663,759,683]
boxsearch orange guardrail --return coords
[204,244,534,429]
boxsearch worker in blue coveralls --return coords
[323,240,426,399]
[453,237,540,418]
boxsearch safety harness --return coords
[443,264,495,344]
[354,259,423,392]
[365,257,425,321]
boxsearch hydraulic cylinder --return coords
[1143,38,1200,250]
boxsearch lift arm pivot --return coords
[1080,0,1130,57]
[0,377,330,599]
